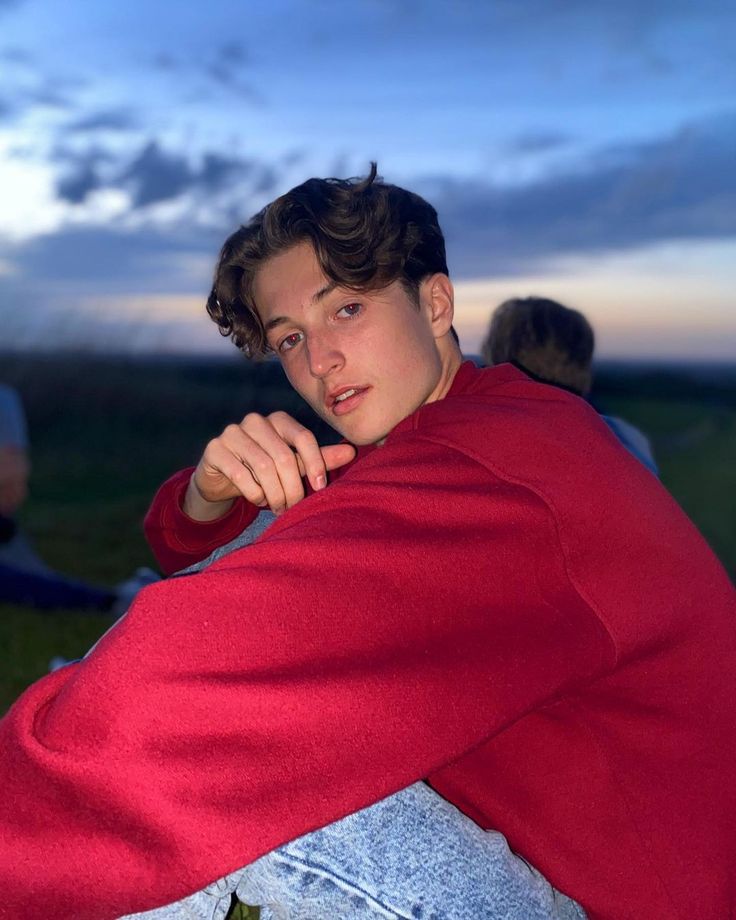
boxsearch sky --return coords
[0,0,734,360]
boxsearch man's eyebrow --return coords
[263,282,339,334]
[263,315,290,334]
[312,281,338,302]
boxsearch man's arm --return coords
[143,467,260,574]
[144,411,355,574]
[0,435,607,920]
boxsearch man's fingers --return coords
[232,436,294,513]
[321,443,357,472]
[292,442,357,485]
[194,412,357,517]
[266,414,357,491]
[239,414,306,510]
[267,413,329,495]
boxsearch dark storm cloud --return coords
[53,139,271,208]
[57,162,102,204]
[121,142,195,207]
[54,147,117,203]
[199,152,249,189]
[431,111,736,277]
[119,141,261,208]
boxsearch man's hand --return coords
[0,446,30,517]
[183,412,356,521]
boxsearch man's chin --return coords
[327,417,389,447]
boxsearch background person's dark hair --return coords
[207,163,449,357]
[481,297,595,396]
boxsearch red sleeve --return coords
[143,467,259,574]
[0,435,608,919]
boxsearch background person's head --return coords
[481,297,595,397]
[207,163,450,359]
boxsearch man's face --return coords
[252,242,456,445]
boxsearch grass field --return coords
[1,353,734,715]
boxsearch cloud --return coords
[27,85,73,108]
[6,224,218,291]
[118,141,265,208]
[65,108,139,133]
[120,142,195,207]
[504,131,573,155]
[0,78,75,123]
[150,40,262,103]
[9,109,736,342]
[57,162,102,204]
[53,146,116,203]
[0,222,222,348]
[430,111,736,277]
[51,138,275,211]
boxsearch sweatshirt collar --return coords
[346,360,524,466]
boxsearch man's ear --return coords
[421,273,455,339]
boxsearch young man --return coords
[1,168,735,920]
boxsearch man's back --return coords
[401,363,736,919]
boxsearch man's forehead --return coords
[253,242,330,320]
[261,281,340,333]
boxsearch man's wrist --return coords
[182,474,236,522]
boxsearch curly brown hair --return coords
[206,163,449,357]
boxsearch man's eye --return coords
[278,332,303,353]
[337,303,361,318]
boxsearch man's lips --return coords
[327,385,371,416]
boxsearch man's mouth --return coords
[328,386,370,415]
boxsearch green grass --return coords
[596,395,736,572]
[1,355,734,716]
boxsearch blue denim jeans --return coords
[122,782,586,920]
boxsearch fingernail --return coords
[316,474,326,490]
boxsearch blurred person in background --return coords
[482,297,658,474]
[0,382,156,613]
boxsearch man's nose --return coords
[306,333,345,379]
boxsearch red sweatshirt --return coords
[1,362,734,920]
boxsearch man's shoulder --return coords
[408,362,597,448]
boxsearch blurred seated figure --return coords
[482,297,658,475]
[0,383,157,613]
